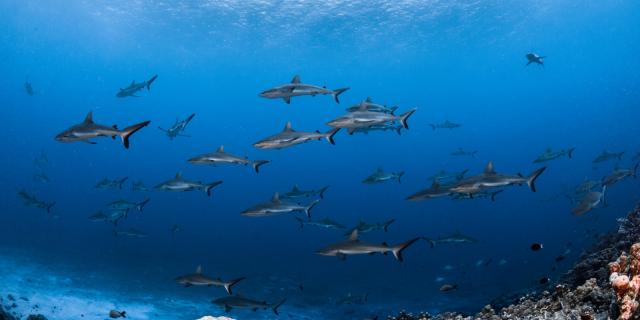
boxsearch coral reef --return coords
[609,243,640,320]
[387,204,640,320]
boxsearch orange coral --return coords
[609,243,640,320]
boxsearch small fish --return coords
[450,148,477,157]
[439,284,457,292]
[109,310,126,318]
[538,277,550,285]
[530,243,543,251]
[429,120,461,130]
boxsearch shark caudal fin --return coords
[252,160,270,174]
[633,163,640,178]
[396,172,405,183]
[204,181,223,196]
[46,202,56,214]
[137,198,150,212]
[120,121,151,149]
[146,74,158,90]
[118,177,129,189]
[318,186,330,199]
[332,88,350,104]
[617,152,625,160]
[526,167,547,192]
[304,199,321,218]
[272,298,286,315]
[392,237,420,262]
[397,109,417,129]
[567,147,576,159]
[325,128,340,145]
[429,124,436,131]
[383,219,395,232]
[422,237,437,248]
[223,277,246,295]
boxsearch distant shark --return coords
[260,75,349,104]
[253,122,340,149]
[525,53,545,66]
[155,173,222,196]
[317,230,420,262]
[188,145,270,173]
[55,112,150,149]
[175,265,245,295]
[116,74,158,98]
[241,192,320,218]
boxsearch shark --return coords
[116,74,158,98]
[55,112,150,149]
[593,150,624,163]
[106,198,150,212]
[526,53,546,66]
[450,148,477,157]
[344,219,395,235]
[601,164,638,187]
[260,75,349,104]
[95,177,128,190]
[188,145,270,173]
[88,211,108,222]
[533,147,575,163]
[428,169,469,183]
[253,122,340,149]
[362,168,404,184]
[212,296,286,315]
[429,120,461,130]
[348,123,403,135]
[17,190,55,213]
[295,217,346,230]
[241,193,320,218]
[24,78,34,96]
[423,232,478,248]
[449,161,546,195]
[406,180,454,201]
[345,97,398,114]
[158,113,195,139]
[175,265,245,295]
[317,230,420,262]
[327,103,417,130]
[572,186,606,216]
[131,181,149,192]
[281,185,329,200]
[154,173,222,196]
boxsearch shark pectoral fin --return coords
[283,96,291,104]
[82,140,97,145]
[224,305,232,313]
[337,253,347,261]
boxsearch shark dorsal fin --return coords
[358,101,368,111]
[432,180,440,189]
[546,147,552,153]
[175,172,182,179]
[291,75,301,84]
[283,121,294,132]
[292,185,300,192]
[484,161,496,174]
[271,192,280,203]
[217,145,225,153]
[83,112,94,124]
[365,97,373,103]
[348,229,359,241]
[196,265,202,274]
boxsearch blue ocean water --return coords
[1,1,640,319]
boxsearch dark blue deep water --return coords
[1,1,640,319]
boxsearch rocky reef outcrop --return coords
[388,204,640,320]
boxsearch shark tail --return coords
[252,160,270,174]
[304,199,321,218]
[120,121,151,149]
[272,298,286,315]
[392,237,420,262]
[137,198,150,212]
[295,217,304,229]
[319,185,330,199]
[204,181,223,196]
[146,74,158,90]
[633,163,640,178]
[46,202,56,214]
[332,88,350,104]
[490,190,504,202]
[325,128,340,145]
[397,109,417,129]
[527,167,547,192]
[429,124,436,131]
[567,147,576,159]
[383,219,395,232]
[422,237,437,248]
[618,152,625,160]
[223,277,246,295]
[396,171,405,183]
[118,177,129,189]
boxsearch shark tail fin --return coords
[429,124,436,131]
[633,163,640,178]
[319,186,330,199]
[137,198,150,212]
[120,121,151,149]
[527,167,547,192]
[223,277,246,295]
[146,74,158,90]
[46,202,56,213]
[397,108,417,129]
[305,199,321,218]
[490,190,504,202]
[121,311,126,318]
[422,237,436,248]
[567,147,576,159]
[295,217,304,229]
[252,160,270,174]
[392,237,420,262]
[272,298,286,315]
[397,171,405,183]
[383,219,395,232]
[325,128,340,145]
[618,152,625,160]
[332,88,349,104]
[204,181,223,196]
[118,177,129,189]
